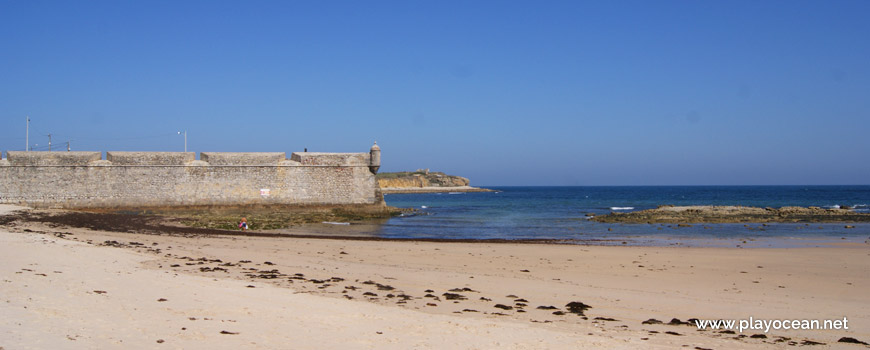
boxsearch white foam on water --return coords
[322,221,350,225]
[421,205,428,209]
[610,207,634,210]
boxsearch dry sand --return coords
[2,204,869,349]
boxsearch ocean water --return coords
[373,186,870,247]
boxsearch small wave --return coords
[421,205,428,209]
[823,205,841,209]
[448,192,465,195]
[610,207,634,210]
[322,221,350,225]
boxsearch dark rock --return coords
[594,317,618,321]
[552,311,565,316]
[442,293,467,300]
[665,331,682,336]
[838,337,869,345]
[668,318,688,326]
[494,304,513,310]
[220,331,239,335]
[565,301,591,316]
[376,284,395,291]
[750,334,767,339]
[801,340,825,345]
[537,305,558,310]
[642,319,663,325]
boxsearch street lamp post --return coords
[178,130,187,152]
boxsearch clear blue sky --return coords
[2,1,868,185]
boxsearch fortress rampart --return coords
[0,144,382,209]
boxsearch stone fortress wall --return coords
[0,144,382,209]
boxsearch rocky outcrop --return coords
[377,171,492,193]
[592,205,870,224]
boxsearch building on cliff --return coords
[0,143,382,209]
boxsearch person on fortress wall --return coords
[239,217,248,231]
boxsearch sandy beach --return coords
[2,204,869,349]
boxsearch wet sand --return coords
[3,205,870,349]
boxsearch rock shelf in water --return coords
[592,205,870,224]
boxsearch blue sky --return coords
[2,1,868,185]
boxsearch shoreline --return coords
[380,186,496,194]
[4,208,866,249]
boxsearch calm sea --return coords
[373,186,870,247]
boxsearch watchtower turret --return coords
[369,142,381,174]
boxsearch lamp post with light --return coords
[178,130,187,152]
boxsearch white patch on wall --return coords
[260,189,271,197]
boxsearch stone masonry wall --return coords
[0,150,379,208]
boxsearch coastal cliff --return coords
[377,170,493,193]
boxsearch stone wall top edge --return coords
[106,151,195,165]
[200,152,286,165]
[3,150,372,166]
[290,152,371,166]
[6,151,102,166]
[0,164,371,168]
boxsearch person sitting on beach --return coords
[239,217,248,231]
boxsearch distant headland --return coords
[377,169,494,194]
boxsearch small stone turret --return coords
[369,142,381,174]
